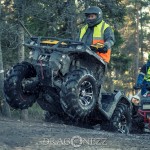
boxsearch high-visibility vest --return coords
[79,20,111,63]
[144,66,150,81]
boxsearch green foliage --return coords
[113,30,124,49]
[111,54,132,74]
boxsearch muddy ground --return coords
[0,117,149,150]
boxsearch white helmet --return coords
[132,95,140,100]
[131,95,140,106]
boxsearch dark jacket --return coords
[136,61,150,95]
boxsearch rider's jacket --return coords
[79,20,114,63]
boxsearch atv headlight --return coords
[142,104,150,110]
[76,45,83,50]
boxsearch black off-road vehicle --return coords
[4,37,131,133]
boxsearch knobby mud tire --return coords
[4,62,38,109]
[110,103,131,134]
[60,69,97,121]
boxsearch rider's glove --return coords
[90,43,104,53]
[90,42,110,53]
[98,44,108,53]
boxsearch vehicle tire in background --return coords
[110,103,131,134]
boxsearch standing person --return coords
[135,53,150,95]
[79,6,115,63]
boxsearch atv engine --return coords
[35,51,71,87]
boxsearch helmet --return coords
[132,95,140,100]
[84,6,103,27]
[131,95,140,106]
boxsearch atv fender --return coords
[99,91,131,120]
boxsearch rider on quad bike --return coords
[131,85,150,133]
[79,6,115,63]
[135,53,150,95]
[4,7,131,134]
[131,55,150,133]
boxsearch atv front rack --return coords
[23,36,106,64]
[24,36,87,52]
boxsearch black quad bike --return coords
[132,84,150,133]
[4,37,131,133]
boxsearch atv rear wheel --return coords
[110,103,131,134]
[60,69,97,120]
[4,62,39,109]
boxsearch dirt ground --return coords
[0,117,149,150]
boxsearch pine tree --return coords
[0,1,11,117]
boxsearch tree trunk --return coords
[69,0,77,39]
[107,71,114,93]
[0,34,11,117]
[135,9,140,81]
[0,4,11,117]
[18,24,28,120]
[18,24,25,62]
[85,0,91,9]
[16,0,28,120]
[140,10,144,64]
[64,0,77,40]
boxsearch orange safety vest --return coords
[79,20,111,63]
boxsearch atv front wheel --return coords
[60,69,97,120]
[110,103,131,134]
[4,62,39,109]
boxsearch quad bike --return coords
[131,84,150,133]
[4,36,131,134]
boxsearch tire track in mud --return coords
[0,118,149,150]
